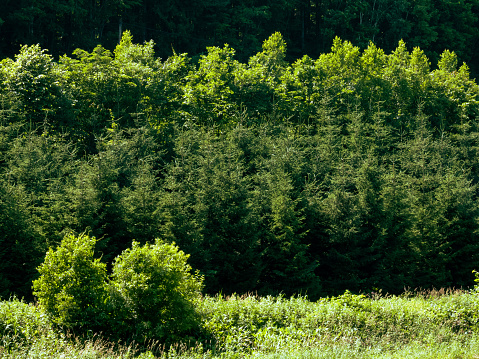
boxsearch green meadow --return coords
[3,289,479,358]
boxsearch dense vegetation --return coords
[31,233,204,343]
[2,0,479,78]
[3,289,479,358]
[2,3,479,354]
[1,31,479,301]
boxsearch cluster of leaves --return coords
[32,233,203,343]
[1,32,479,301]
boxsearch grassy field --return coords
[2,289,479,358]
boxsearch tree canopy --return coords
[1,32,479,300]
[1,0,479,76]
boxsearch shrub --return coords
[108,239,204,342]
[0,297,54,351]
[32,234,203,342]
[32,233,108,331]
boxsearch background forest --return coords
[2,28,479,301]
[1,0,479,77]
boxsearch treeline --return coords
[1,0,479,76]
[1,32,479,300]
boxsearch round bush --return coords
[108,239,204,341]
[32,233,108,330]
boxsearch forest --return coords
[3,1,479,357]
[1,0,479,77]
[1,28,479,302]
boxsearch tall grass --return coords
[2,290,479,358]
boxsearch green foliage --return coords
[142,51,193,128]
[32,233,108,330]
[2,0,479,79]
[0,298,54,352]
[108,239,204,342]
[59,44,119,151]
[0,180,40,299]
[236,32,288,120]
[3,10,479,356]
[160,125,263,294]
[184,44,239,125]
[4,289,479,357]
[197,290,479,356]
[0,44,72,130]
[31,233,203,343]
[250,32,288,84]
[1,32,479,301]
[65,124,166,262]
[250,127,319,296]
[0,127,77,299]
